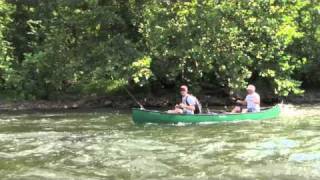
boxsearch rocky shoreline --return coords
[0,90,319,112]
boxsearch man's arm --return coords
[237,100,247,105]
[180,97,196,111]
[180,103,195,111]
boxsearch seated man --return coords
[232,84,260,113]
[168,85,201,114]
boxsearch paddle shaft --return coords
[124,87,144,109]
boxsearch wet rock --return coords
[103,100,112,107]
[143,96,172,107]
[200,95,228,106]
[71,103,79,109]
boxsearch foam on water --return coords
[0,105,320,180]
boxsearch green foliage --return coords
[0,1,18,96]
[140,0,312,96]
[131,56,153,86]
[0,0,319,100]
[286,2,320,87]
[4,0,143,99]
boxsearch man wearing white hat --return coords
[232,84,261,113]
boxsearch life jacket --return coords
[186,95,202,114]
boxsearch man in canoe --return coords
[168,85,201,114]
[231,84,260,113]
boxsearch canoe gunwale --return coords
[132,105,281,123]
[132,105,278,117]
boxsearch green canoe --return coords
[132,104,281,124]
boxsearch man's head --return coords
[180,85,188,97]
[246,84,256,94]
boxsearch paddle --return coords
[231,95,243,105]
[124,87,145,109]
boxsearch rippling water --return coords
[1,104,320,180]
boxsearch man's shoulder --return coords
[187,95,197,102]
[189,95,199,100]
[246,92,260,98]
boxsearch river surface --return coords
[0,104,320,180]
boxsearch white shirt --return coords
[182,95,197,114]
[245,92,260,111]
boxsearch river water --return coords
[0,104,320,180]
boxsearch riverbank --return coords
[0,90,319,112]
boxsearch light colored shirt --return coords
[182,95,196,114]
[245,92,260,112]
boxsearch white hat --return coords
[246,84,256,91]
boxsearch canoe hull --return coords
[132,105,281,124]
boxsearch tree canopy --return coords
[0,0,319,100]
